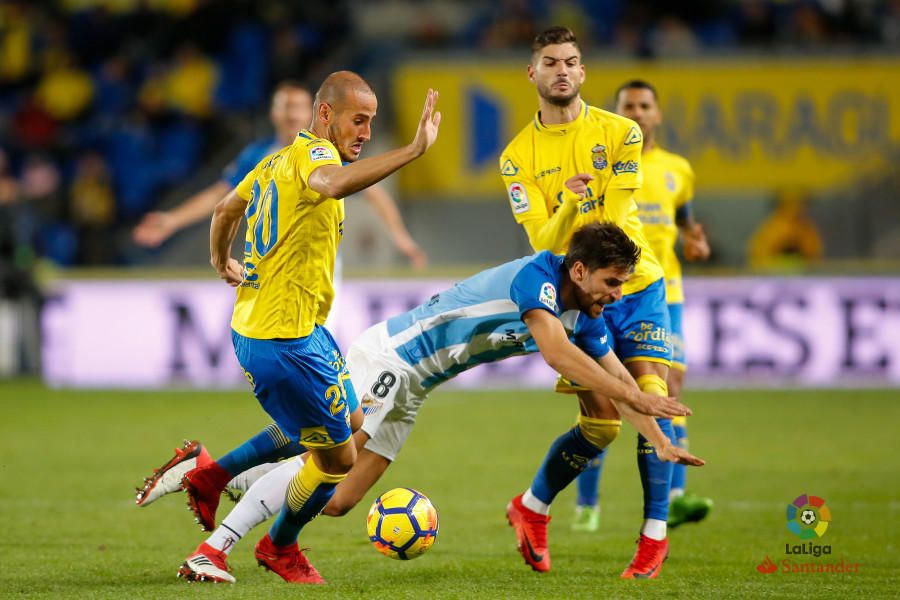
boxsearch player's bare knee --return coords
[577,390,620,420]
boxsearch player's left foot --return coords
[571,504,600,532]
[135,440,211,507]
[183,462,232,531]
[177,542,235,583]
[254,534,324,584]
[621,534,669,579]
[506,494,551,572]
[668,492,713,529]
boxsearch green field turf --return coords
[1,381,897,599]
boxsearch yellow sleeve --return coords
[676,161,695,208]
[500,149,582,252]
[295,139,342,200]
[607,123,643,191]
[235,161,261,200]
[521,200,581,252]
[603,187,638,227]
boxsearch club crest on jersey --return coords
[508,182,530,214]
[500,159,519,176]
[665,172,676,191]
[309,145,335,162]
[360,393,385,416]
[591,144,608,170]
[624,126,642,145]
[613,160,639,175]
[540,282,558,311]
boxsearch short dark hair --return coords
[273,79,312,98]
[564,222,641,273]
[615,79,658,104]
[532,26,579,56]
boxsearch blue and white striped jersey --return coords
[384,251,611,392]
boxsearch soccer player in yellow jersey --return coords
[132,80,429,270]
[501,27,677,579]
[199,71,440,584]
[572,79,715,534]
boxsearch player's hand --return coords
[215,257,244,287]
[656,442,705,467]
[683,223,710,262]
[411,89,441,156]
[396,236,428,270]
[132,212,177,247]
[631,391,693,418]
[565,173,594,197]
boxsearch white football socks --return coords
[641,518,667,541]
[226,461,281,492]
[522,488,551,516]
[208,457,304,554]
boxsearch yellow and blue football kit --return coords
[500,101,671,366]
[502,102,675,528]
[635,146,695,369]
[230,130,354,449]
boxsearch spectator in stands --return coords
[748,188,823,270]
[69,151,116,264]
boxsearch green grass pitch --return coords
[1,381,897,599]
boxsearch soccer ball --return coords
[800,509,817,525]
[366,487,438,560]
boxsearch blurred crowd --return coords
[357,0,900,55]
[0,0,897,269]
[0,0,349,266]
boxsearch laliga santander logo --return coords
[786,494,831,539]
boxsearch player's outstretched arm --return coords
[525,309,691,419]
[209,189,247,287]
[133,180,231,247]
[308,89,441,200]
[361,184,428,269]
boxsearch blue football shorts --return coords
[232,325,356,449]
[602,277,672,366]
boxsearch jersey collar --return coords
[533,101,588,136]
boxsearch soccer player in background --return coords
[572,80,714,533]
[136,223,703,584]
[132,80,429,270]
[201,71,441,583]
[499,26,676,578]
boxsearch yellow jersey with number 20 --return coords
[231,129,344,340]
[634,146,694,304]
[500,102,664,296]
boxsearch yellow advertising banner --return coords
[393,59,900,196]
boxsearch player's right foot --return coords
[506,494,551,572]
[135,440,211,507]
[254,534,324,584]
[183,462,232,531]
[668,492,713,528]
[177,542,235,583]
[571,504,600,532]
[621,534,669,579]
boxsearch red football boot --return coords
[254,534,324,584]
[506,493,551,572]
[135,440,211,507]
[621,534,669,579]
[177,542,235,583]
[182,461,232,531]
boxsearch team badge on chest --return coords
[591,145,608,170]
